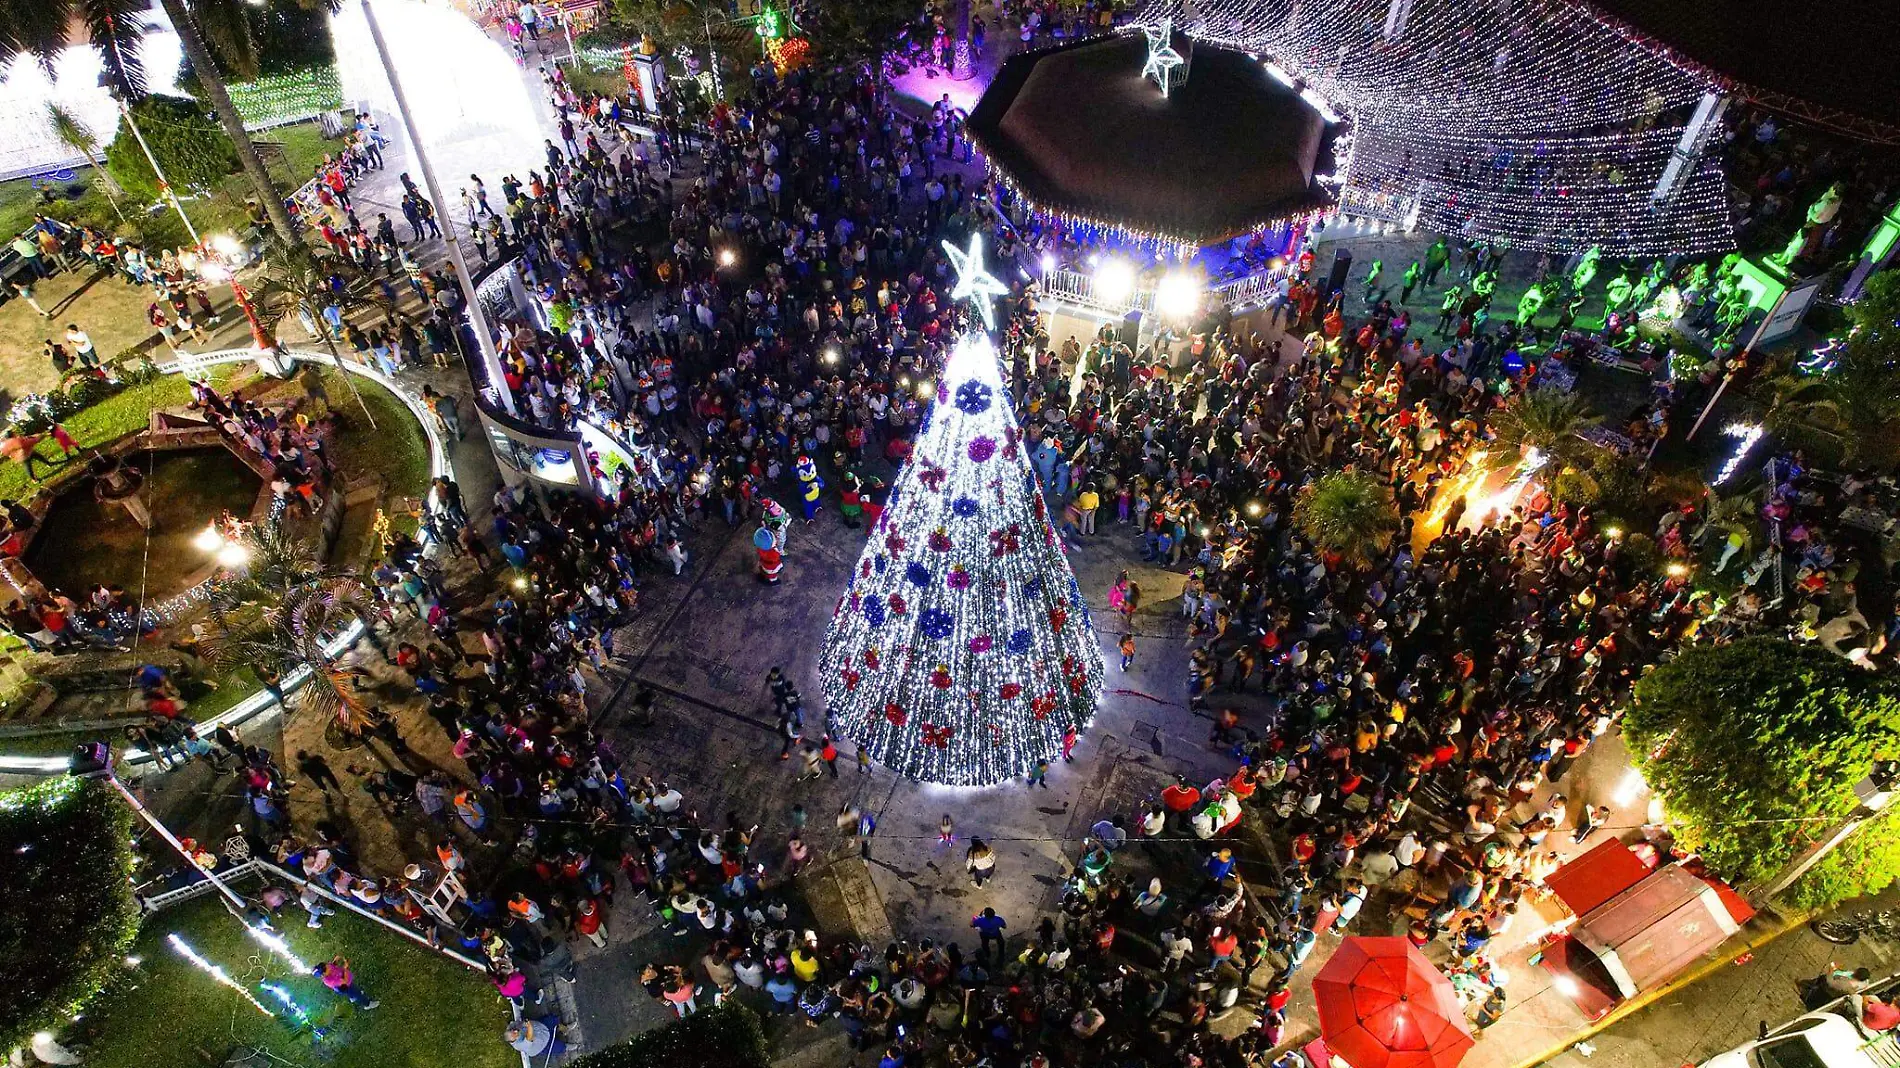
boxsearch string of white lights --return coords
[1155,0,1736,254]
[1182,0,1709,131]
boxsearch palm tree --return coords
[0,0,299,243]
[1748,366,1900,473]
[1293,471,1399,569]
[44,102,127,221]
[249,241,387,427]
[1483,388,1599,469]
[202,524,374,735]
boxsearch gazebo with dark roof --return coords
[968,31,1339,247]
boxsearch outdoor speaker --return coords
[1325,249,1354,301]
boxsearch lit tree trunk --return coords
[320,324,378,429]
[158,0,299,245]
[954,0,973,78]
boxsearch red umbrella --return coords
[1312,937,1475,1068]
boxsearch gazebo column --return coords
[1651,91,1728,208]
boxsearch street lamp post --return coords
[356,0,517,416]
[189,236,277,354]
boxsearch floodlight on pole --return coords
[1093,259,1136,307]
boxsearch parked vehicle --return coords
[1701,975,1900,1068]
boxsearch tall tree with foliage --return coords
[104,93,241,200]
[1625,637,1900,908]
[1293,471,1399,569]
[203,524,377,736]
[157,0,300,242]
[250,241,387,427]
[1749,270,1900,472]
[0,0,300,242]
[0,778,140,1054]
[45,103,127,217]
[1482,387,1598,469]
[802,0,919,59]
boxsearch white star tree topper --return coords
[942,233,1010,332]
[1142,18,1184,97]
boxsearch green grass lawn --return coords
[69,893,515,1068]
[244,366,434,503]
[0,119,343,254]
[0,362,429,508]
[0,371,211,504]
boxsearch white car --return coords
[1702,994,1900,1068]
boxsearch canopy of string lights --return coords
[1162,0,1737,255]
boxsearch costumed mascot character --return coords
[795,454,824,522]
[755,498,789,583]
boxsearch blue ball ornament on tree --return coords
[955,380,994,415]
[862,596,887,628]
[907,562,932,588]
[952,496,979,518]
[1007,628,1033,655]
[920,608,955,641]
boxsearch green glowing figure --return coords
[1516,283,1547,326]
[1571,245,1601,293]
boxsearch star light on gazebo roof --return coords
[1141,17,1185,97]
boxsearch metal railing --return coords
[1209,272,1280,311]
[1040,266,1289,316]
[1039,267,1154,316]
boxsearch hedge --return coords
[0,778,141,1053]
[566,1001,770,1068]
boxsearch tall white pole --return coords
[106,773,248,912]
[357,0,518,416]
[118,97,201,246]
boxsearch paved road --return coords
[1538,885,1900,1068]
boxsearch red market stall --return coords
[1537,842,1753,1020]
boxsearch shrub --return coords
[1625,637,1900,907]
[0,779,141,1053]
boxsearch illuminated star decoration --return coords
[1141,18,1184,97]
[941,233,1009,333]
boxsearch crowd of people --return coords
[96,16,1889,1068]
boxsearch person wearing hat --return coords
[574,897,607,947]
[506,1017,565,1057]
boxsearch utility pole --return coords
[357,0,517,415]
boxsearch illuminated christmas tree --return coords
[818,237,1104,786]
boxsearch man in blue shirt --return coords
[971,907,1008,964]
[765,972,799,1013]
[1206,847,1236,882]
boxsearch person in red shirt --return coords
[1208,926,1239,964]
[1861,995,1900,1032]
[1161,776,1201,825]
[574,898,606,947]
